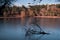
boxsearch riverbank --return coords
[0,16,60,18]
[34,16,60,18]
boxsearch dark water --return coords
[0,17,60,40]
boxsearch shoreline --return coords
[34,16,60,18]
[0,16,60,18]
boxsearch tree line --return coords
[1,4,60,17]
[0,0,60,17]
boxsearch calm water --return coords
[0,17,60,40]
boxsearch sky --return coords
[14,0,60,6]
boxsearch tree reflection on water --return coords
[0,17,60,40]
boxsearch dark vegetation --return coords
[0,0,16,16]
[0,0,60,17]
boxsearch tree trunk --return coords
[0,3,7,16]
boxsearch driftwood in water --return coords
[25,29,49,36]
[25,24,49,36]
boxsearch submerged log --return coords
[25,24,50,36]
[25,28,50,36]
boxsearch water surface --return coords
[0,17,60,40]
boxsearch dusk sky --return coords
[14,0,60,6]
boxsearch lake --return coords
[0,17,60,40]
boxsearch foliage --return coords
[0,0,16,16]
[56,4,60,8]
[0,0,16,6]
[56,0,60,2]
